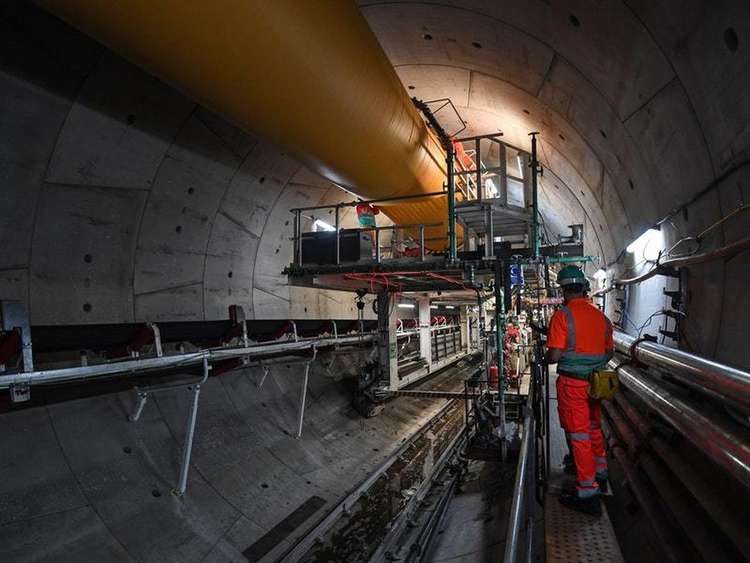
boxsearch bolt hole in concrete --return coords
[725,27,739,52]
[175,225,182,233]
[83,303,92,313]
[127,114,136,124]
[187,187,195,194]
[569,14,581,27]
[261,483,269,489]
[228,271,233,278]
[408,85,415,90]
[423,33,432,40]
[472,41,481,48]
[123,446,132,454]
[523,108,530,114]
[259,176,265,184]
[83,254,92,263]
[600,129,608,139]
[559,133,565,141]
[151,489,161,498]
[628,178,635,190]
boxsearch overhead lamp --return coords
[313,219,335,232]
[397,303,415,309]
[626,228,660,256]
[445,305,455,310]
[430,305,438,309]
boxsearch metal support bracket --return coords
[1,300,34,374]
[129,390,150,422]
[257,366,270,389]
[127,357,211,496]
[147,323,163,358]
[296,346,317,439]
[9,381,30,403]
[175,357,211,496]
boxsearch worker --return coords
[545,265,613,516]
[356,201,379,229]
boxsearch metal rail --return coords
[503,373,536,562]
[278,398,462,562]
[614,330,750,412]
[0,333,376,391]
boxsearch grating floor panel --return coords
[545,366,624,562]
[545,492,624,563]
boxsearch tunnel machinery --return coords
[3,1,750,563]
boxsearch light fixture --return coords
[445,305,455,310]
[626,228,659,255]
[593,268,607,280]
[430,305,438,309]
[397,303,415,309]
[313,219,335,232]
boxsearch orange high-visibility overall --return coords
[548,298,613,497]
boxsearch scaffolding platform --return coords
[456,199,531,238]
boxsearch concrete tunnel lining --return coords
[2,0,750,561]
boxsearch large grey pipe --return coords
[614,331,750,412]
[611,360,750,491]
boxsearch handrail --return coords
[504,369,537,562]
[0,332,376,391]
[290,190,448,212]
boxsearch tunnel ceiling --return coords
[2,0,749,334]
[360,0,750,266]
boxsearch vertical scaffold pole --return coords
[494,257,507,460]
[447,146,457,263]
[529,132,541,260]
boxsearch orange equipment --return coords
[36,0,450,243]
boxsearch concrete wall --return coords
[360,0,750,369]
[0,1,371,326]
[1,2,749,561]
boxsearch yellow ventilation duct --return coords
[37,0,449,242]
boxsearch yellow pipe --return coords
[36,0,449,242]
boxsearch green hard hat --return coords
[557,265,587,287]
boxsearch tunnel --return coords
[1,1,750,561]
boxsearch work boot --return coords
[563,454,576,476]
[596,474,609,492]
[559,491,602,516]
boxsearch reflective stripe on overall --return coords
[556,304,610,497]
[558,306,612,376]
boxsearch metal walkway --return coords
[544,368,624,562]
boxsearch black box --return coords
[300,229,373,264]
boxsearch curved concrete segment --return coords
[1,1,750,561]
[0,354,460,562]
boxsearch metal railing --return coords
[0,330,376,392]
[504,361,545,562]
[289,193,447,267]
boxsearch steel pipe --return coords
[0,333,375,390]
[607,435,689,563]
[504,377,534,563]
[604,401,734,562]
[614,330,750,412]
[611,359,750,491]
[614,235,750,285]
[613,393,750,559]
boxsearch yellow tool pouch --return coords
[588,369,619,400]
